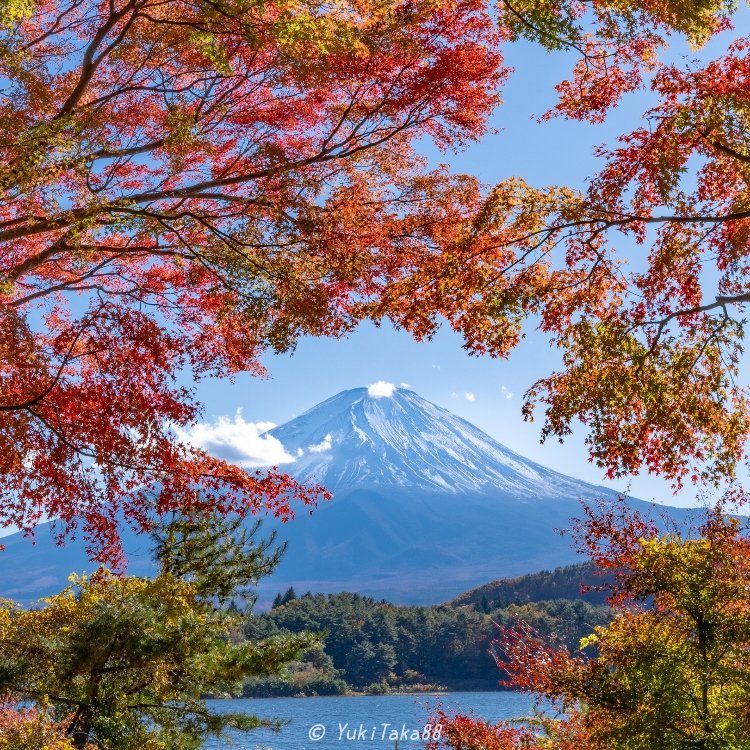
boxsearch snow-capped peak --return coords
[265,388,598,499]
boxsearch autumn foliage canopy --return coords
[392,0,750,488]
[3,0,750,557]
[0,0,504,556]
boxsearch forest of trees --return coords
[243,569,613,695]
[451,562,609,610]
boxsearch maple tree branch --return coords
[3,238,68,282]
[639,293,744,335]
[55,0,142,120]
[61,139,168,172]
[0,311,101,412]
[497,0,610,64]
[7,246,176,307]
[20,0,80,51]
[698,129,750,165]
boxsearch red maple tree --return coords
[381,0,750,487]
[432,495,750,750]
[0,0,505,558]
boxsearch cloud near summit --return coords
[368,380,397,398]
[175,411,295,468]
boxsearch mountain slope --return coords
[267,387,606,499]
[0,523,156,603]
[255,487,605,605]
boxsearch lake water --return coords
[204,692,537,750]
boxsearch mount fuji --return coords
[251,386,673,604]
[268,387,597,498]
[0,386,679,605]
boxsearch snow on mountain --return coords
[267,386,601,501]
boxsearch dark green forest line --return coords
[242,564,612,696]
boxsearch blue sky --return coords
[184,25,750,510]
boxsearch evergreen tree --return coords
[0,513,315,750]
[151,510,285,607]
[280,587,298,606]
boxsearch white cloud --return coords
[175,411,295,468]
[464,392,476,402]
[501,385,514,400]
[368,380,396,398]
[431,364,441,370]
[308,433,333,453]
[400,382,411,388]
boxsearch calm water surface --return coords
[204,692,537,750]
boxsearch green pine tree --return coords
[0,511,316,750]
[151,510,285,607]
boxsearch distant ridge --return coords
[449,561,611,609]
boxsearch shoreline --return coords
[213,687,506,700]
